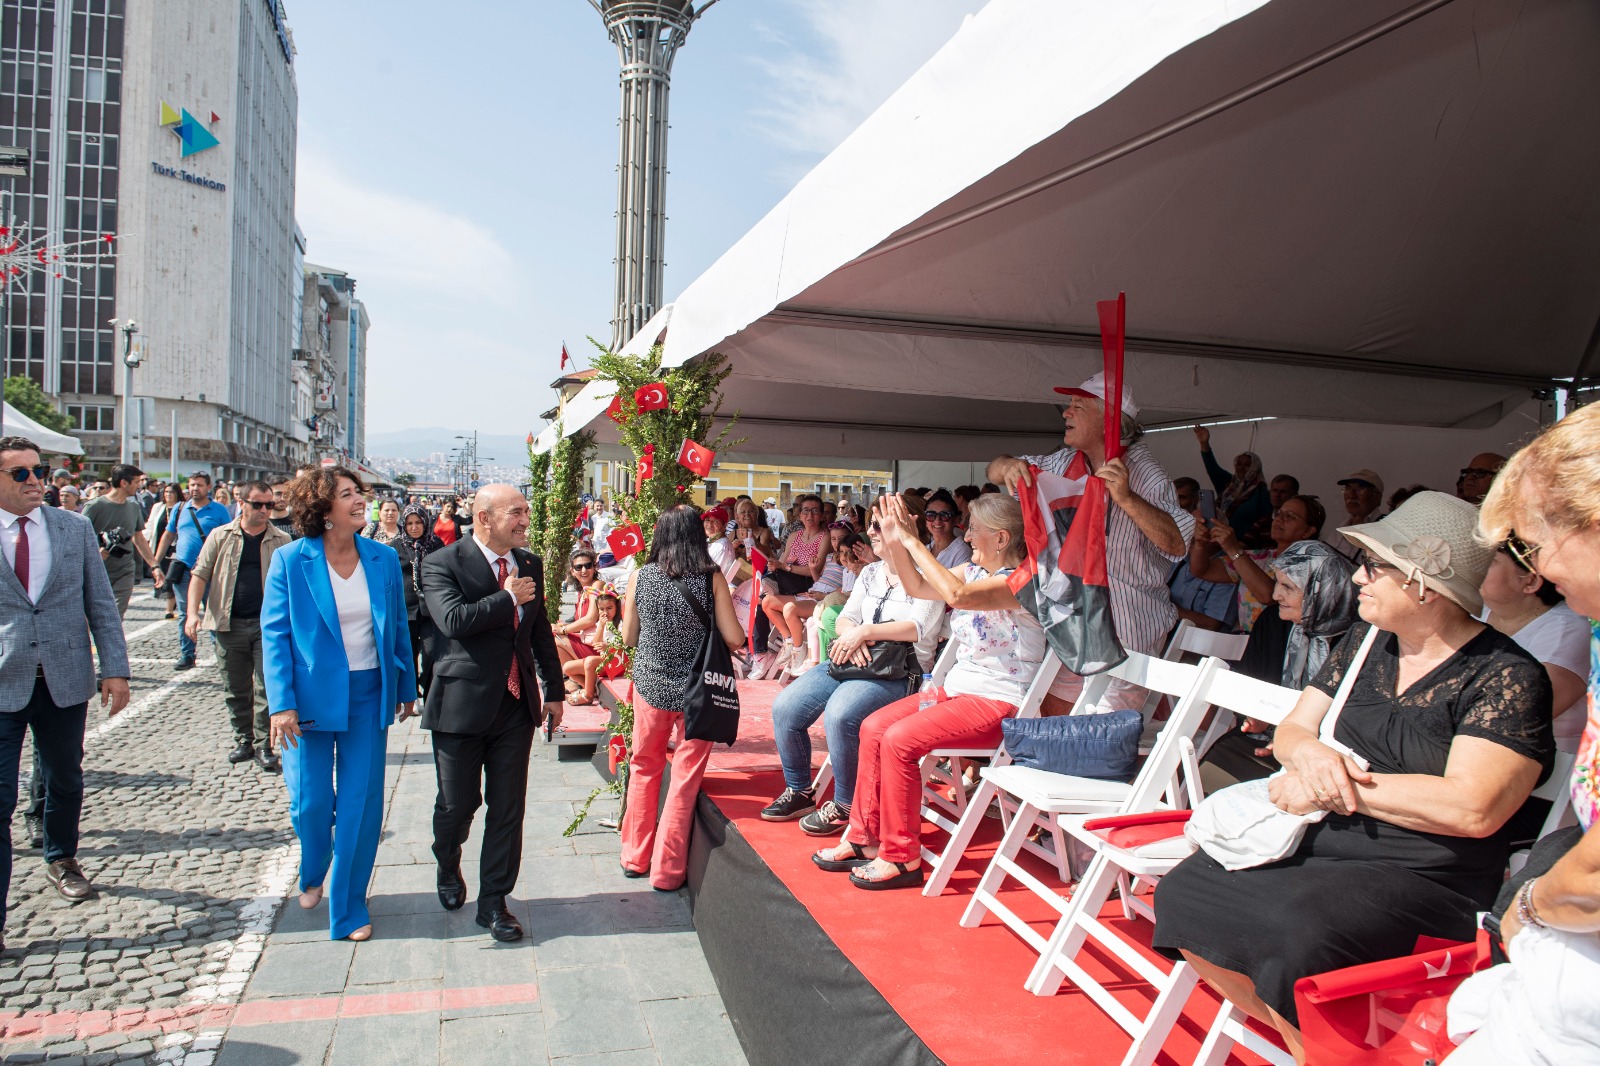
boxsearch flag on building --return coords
[677,438,714,477]
[560,343,570,372]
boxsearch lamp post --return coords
[111,317,141,463]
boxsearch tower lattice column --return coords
[589,0,717,350]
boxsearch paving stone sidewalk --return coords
[2,589,748,1066]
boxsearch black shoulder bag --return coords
[828,581,919,684]
[162,504,208,585]
[671,575,740,745]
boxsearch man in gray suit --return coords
[0,436,130,954]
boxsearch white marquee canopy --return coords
[537,0,1600,462]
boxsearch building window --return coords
[66,403,114,432]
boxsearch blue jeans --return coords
[770,666,907,808]
[172,569,196,661]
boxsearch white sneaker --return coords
[749,652,775,681]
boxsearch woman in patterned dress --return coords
[1446,405,1600,1064]
[812,492,1045,890]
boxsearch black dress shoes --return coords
[437,864,466,911]
[255,748,281,774]
[227,740,254,764]
[24,813,43,849]
[476,904,523,942]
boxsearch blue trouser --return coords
[281,668,387,940]
[0,678,88,933]
[171,570,196,661]
[770,666,907,808]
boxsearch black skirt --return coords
[1151,825,1485,1025]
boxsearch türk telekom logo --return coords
[159,101,220,158]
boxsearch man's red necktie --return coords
[15,514,30,598]
[496,557,522,699]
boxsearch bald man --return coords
[420,483,564,942]
[1456,452,1507,506]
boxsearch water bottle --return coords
[918,673,936,712]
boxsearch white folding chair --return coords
[1163,619,1250,663]
[927,651,1222,906]
[1023,669,1303,1066]
[1509,747,1579,874]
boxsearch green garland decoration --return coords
[541,425,596,624]
[525,442,551,559]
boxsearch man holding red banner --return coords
[987,372,1193,711]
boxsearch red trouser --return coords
[619,696,713,890]
[844,689,1017,865]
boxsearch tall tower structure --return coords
[589,0,718,350]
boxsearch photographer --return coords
[82,464,161,617]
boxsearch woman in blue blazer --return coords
[263,467,417,941]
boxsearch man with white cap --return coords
[1325,468,1385,562]
[987,372,1194,711]
[763,497,785,539]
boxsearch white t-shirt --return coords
[1510,604,1591,750]
[765,507,785,537]
[329,558,379,670]
[942,564,1047,706]
[838,562,946,674]
[707,535,741,586]
[935,537,973,569]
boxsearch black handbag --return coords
[671,575,740,746]
[828,589,919,683]
[999,710,1144,782]
[162,504,208,584]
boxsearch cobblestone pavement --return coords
[2,587,748,1066]
[2,591,297,1065]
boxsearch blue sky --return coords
[289,0,979,437]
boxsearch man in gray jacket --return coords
[0,435,130,954]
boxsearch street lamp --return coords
[110,317,141,463]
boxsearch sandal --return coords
[811,840,873,873]
[569,693,594,706]
[849,860,924,891]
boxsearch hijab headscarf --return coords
[1274,540,1359,689]
[400,504,445,602]
[1219,451,1266,516]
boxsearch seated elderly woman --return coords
[1153,492,1554,1063]
[1188,493,1325,635]
[812,493,1045,890]
[761,515,944,834]
[1202,540,1358,788]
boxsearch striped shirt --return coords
[1020,442,1194,657]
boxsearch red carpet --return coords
[597,674,1272,1065]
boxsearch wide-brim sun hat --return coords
[1339,490,1491,615]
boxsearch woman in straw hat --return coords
[1152,490,1555,1063]
[1443,405,1600,1065]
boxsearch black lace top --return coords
[1302,623,1554,894]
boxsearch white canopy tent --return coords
[537,0,1600,462]
[2,402,84,456]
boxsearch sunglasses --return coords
[1504,534,1540,573]
[3,464,50,484]
[1359,558,1402,582]
[869,522,882,535]
[1460,467,1499,479]
[924,510,955,521]
[244,499,273,510]
[572,562,596,571]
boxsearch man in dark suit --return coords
[420,483,563,942]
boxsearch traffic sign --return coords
[469,479,481,490]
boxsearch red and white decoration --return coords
[606,523,646,561]
[634,381,670,412]
[676,438,715,477]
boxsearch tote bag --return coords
[1185,625,1377,870]
[671,577,740,745]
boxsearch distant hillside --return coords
[365,428,532,463]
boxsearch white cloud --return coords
[751,0,980,158]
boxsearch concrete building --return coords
[298,261,367,466]
[0,0,302,480]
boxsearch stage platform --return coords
[594,673,1270,1066]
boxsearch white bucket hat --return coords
[1339,491,1491,614]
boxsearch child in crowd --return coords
[563,592,622,707]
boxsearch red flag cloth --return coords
[746,548,768,656]
[573,503,588,532]
[1097,292,1126,462]
[676,438,715,477]
[634,382,669,412]
[560,344,570,371]
[607,523,645,561]
[637,453,654,482]
[1007,457,1125,675]
[1294,933,1492,1065]
[605,395,626,424]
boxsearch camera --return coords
[100,527,133,558]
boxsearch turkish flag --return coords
[605,395,626,424]
[607,523,645,561]
[634,382,669,412]
[677,438,715,477]
[560,343,570,371]
[746,548,768,656]
[637,452,653,482]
